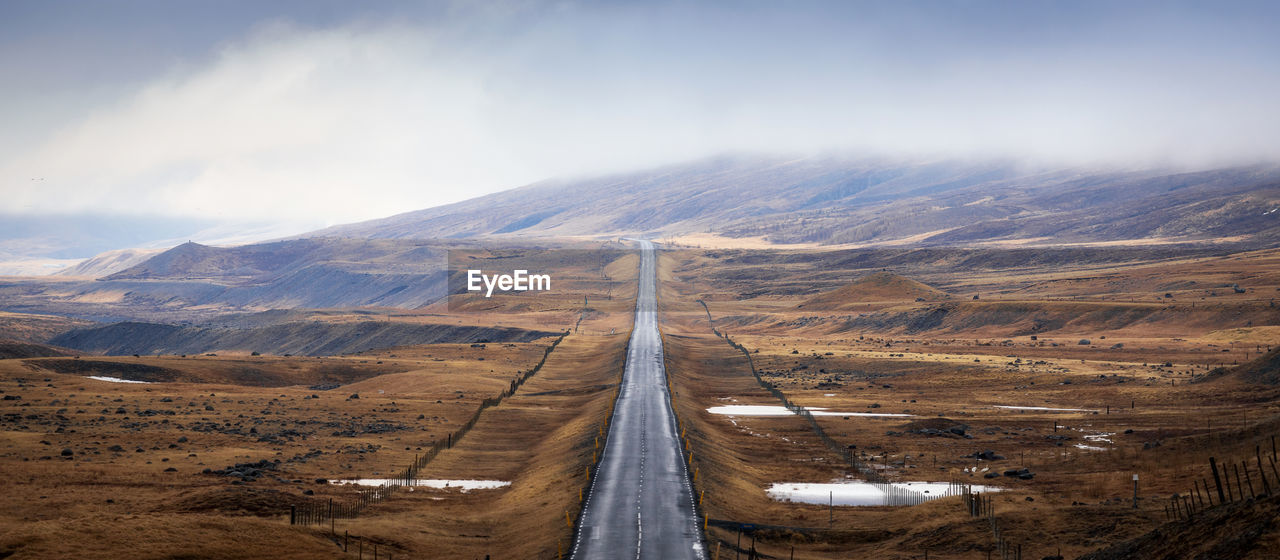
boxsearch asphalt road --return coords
[571,240,705,560]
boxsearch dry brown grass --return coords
[0,244,643,559]
[4,242,1279,558]
[656,247,1280,559]
[0,340,571,558]
[329,329,632,558]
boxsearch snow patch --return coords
[994,405,1096,412]
[86,376,150,384]
[767,480,998,507]
[707,405,913,417]
[331,479,510,491]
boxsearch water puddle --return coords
[993,405,1096,413]
[707,405,913,418]
[767,480,997,507]
[86,376,151,384]
[330,479,510,491]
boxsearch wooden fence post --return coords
[1211,457,1227,503]
[1256,447,1272,496]
[1234,463,1245,501]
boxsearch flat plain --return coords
[1,242,1278,558]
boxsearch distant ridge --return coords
[49,320,557,357]
[0,340,75,359]
[800,272,948,309]
[305,155,1280,248]
[54,248,164,278]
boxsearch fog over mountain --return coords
[311,155,1280,247]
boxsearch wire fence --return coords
[1167,437,1279,521]
[877,479,969,507]
[698,299,884,482]
[290,331,570,528]
[698,300,1034,558]
[961,485,1026,560]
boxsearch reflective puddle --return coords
[767,480,998,507]
[707,405,913,417]
[330,479,510,491]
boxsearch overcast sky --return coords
[2,0,1279,228]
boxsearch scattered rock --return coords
[972,450,1005,461]
[208,459,279,482]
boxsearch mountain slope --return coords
[54,248,165,278]
[0,239,451,321]
[48,320,557,356]
[308,156,1280,247]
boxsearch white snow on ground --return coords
[331,479,510,491]
[767,481,999,506]
[1075,430,1114,451]
[706,405,913,417]
[86,376,150,384]
[993,405,1096,412]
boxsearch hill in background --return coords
[308,155,1280,247]
[1201,346,1280,386]
[800,272,949,309]
[48,320,557,357]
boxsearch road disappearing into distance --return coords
[571,240,705,560]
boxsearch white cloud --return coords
[3,23,530,224]
[2,5,1279,225]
